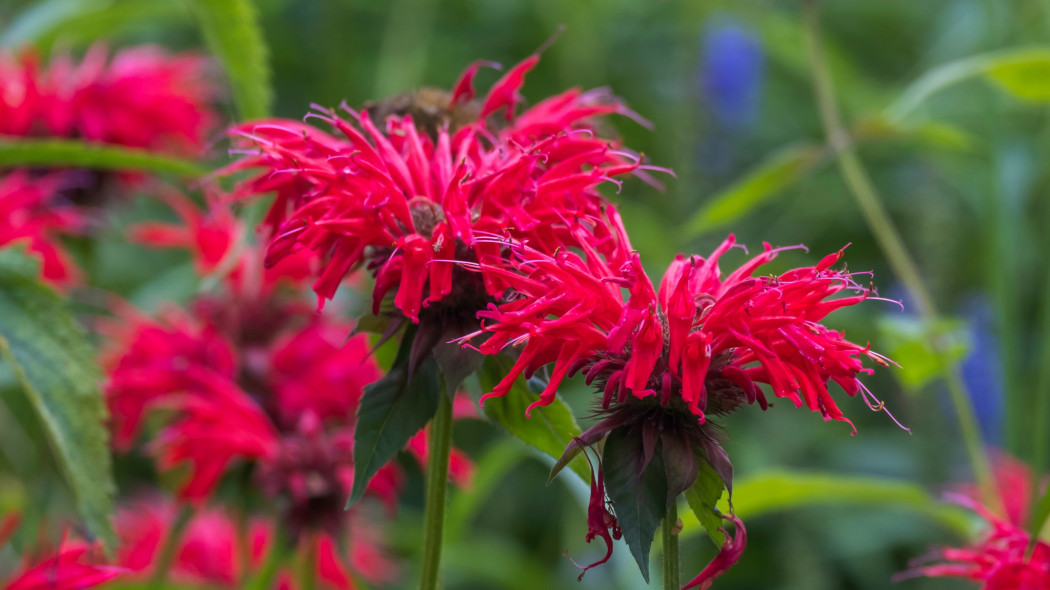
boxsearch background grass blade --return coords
[190,0,272,120]
[682,143,825,239]
[678,471,973,541]
[886,47,1050,122]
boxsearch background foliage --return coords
[3,0,1049,588]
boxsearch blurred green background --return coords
[5,0,1050,588]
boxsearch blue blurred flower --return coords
[959,295,1004,445]
[699,19,764,130]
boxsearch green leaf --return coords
[678,471,974,541]
[0,248,115,547]
[986,50,1050,100]
[853,117,976,152]
[876,315,969,390]
[0,139,208,176]
[190,0,273,120]
[349,330,442,506]
[477,354,588,482]
[685,454,727,546]
[603,425,669,582]
[886,47,1050,122]
[1,0,191,49]
[682,143,826,239]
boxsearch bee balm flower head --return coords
[224,56,660,329]
[460,209,901,586]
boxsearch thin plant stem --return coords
[1026,187,1050,544]
[662,501,680,590]
[148,503,194,589]
[420,392,454,590]
[298,534,317,590]
[245,524,288,590]
[800,0,1000,512]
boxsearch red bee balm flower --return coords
[225,56,659,322]
[898,454,1050,589]
[465,208,898,429]
[461,210,900,586]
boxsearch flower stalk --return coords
[800,0,999,511]
[662,501,680,590]
[420,392,454,590]
[147,503,194,589]
[297,534,317,590]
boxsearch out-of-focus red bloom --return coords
[129,189,319,293]
[0,171,82,286]
[129,188,240,274]
[464,208,897,429]
[0,45,214,153]
[898,453,1050,589]
[268,323,379,425]
[113,497,397,589]
[224,55,658,320]
[103,196,473,571]
[3,539,123,590]
[152,375,280,501]
[101,305,238,450]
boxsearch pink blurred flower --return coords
[268,323,380,425]
[898,453,1050,589]
[0,44,214,153]
[0,171,83,286]
[3,539,122,590]
[113,497,396,589]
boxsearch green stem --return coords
[662,501,680,590]
[298,535,317,590]
[148,504,194,588]
[800,0,1000,512]
[1026,187,1050,544]
[1030,491,1050,547]
[420,392,454,590]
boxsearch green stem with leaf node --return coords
[800,0,1000,513]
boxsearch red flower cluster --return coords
[0,44,214,152]
[0,171,82,286]
[456,206,898,586]
[113,497,397,589]
[464,207,897,429]
[225,56,659,320]
[3,540,122,590]
[899,454,1050,589]
[101,194,474,585]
